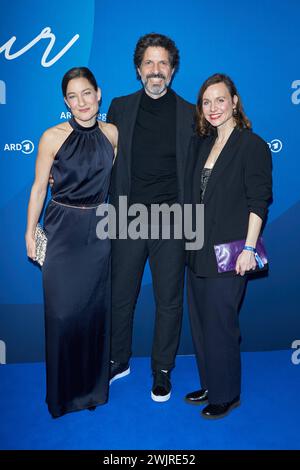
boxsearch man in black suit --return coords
[107,33,194,401]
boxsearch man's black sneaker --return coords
[151,370,171,402]
[109,361,130,385]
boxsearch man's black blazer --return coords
[184,127,273,277]
[107,89,195,207]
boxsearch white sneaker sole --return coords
[109,367,130,385]
[151,391,171,402]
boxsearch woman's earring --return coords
[233,108,238,116]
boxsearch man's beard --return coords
[142,73,170,96]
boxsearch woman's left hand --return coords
[235,250,257,276]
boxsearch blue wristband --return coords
[243,245,264,269]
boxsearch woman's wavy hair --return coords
[196,73,251,136]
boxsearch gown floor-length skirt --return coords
[42,117,113,418]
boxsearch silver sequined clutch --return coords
[35,223,47,266]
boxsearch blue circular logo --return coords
[21,140,34,155]
[269,139,283,153]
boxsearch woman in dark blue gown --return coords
[26,67,118,418]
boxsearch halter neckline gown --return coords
[42,117,113,418]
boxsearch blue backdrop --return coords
[0,0,299,363]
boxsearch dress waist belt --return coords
[52,199,100,210]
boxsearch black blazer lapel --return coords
[175,95,194,202]
[191,135,214,203]
[122,89,143,181]
[202,128,243,203]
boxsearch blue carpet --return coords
[0,350,299,450]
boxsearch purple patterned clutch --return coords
[214,236,268,273]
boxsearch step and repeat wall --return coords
[0,0,299,363]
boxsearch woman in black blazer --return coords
[184,73,272,419]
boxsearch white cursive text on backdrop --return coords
[0,27,80,67]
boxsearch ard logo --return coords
[0,340,6,364]
[268,139,283,153]
[4,139,35,155]
[0,80,6,104]
[60,112,107,121]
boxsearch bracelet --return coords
[243,245,255,253]
[243,245,264,268]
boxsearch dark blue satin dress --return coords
[42,117,113,418]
